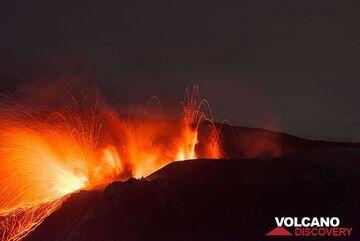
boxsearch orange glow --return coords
[0,86,222,240]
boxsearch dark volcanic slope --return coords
[27,147,360,241]
[199,125,360,159]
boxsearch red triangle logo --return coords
[266,226,293,236]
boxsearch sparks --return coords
[0,86,222,241]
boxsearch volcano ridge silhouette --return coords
[26,126,360,241]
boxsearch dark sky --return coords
[1,0,360,140]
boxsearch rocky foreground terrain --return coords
[26,145,360,241]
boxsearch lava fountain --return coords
[0,86,222,241]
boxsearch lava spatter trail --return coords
[0,86,222,241]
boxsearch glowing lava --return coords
[0,86,222,240]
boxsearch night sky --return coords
[0,0,360,140]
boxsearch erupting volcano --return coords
[0,86,222,241]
